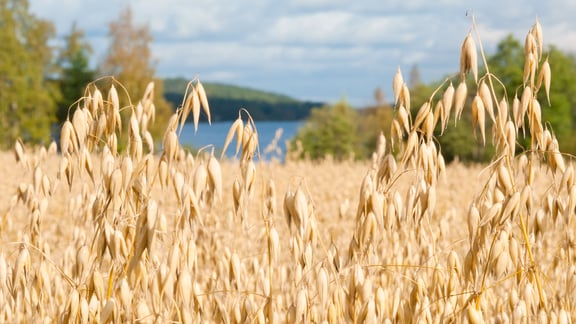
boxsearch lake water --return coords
[179,120,304,161]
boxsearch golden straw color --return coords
[1,17,575,323]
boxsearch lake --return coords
[179,120,304,161]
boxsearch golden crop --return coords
[1,17,574,323]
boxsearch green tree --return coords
[56,22,95,123]
[292,100,359,160]
[487,34,524,98]
[99,6,173,139]
[0,0,58,146]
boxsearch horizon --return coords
[30,1,576,106]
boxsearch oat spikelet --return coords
[100,298,116,324]
[222,117,244,159]
[413,102,431,131]
[193,161,207,199]
[108,85,121,133]
[531,97,543,146]
[191,88,201,133]
[460,33,478,83]
[293,188,308,237]
[143,81,154,103]
[81,147,94,183]
[207,155,222,202]
[505,121,516,157]
[520,86,532,125]
[179,87,194,133]
[390,119,403,149]
[472,95,486,145]
[478,80,495,122]
[423,110,435,142]
[92,87,103,114]
[511,93,522,134]
[295,289,308,322]
[233,178,241,213]
[434,100,443,134]
[72,107,88,149]
[397,105,410,133]
[454,81,467,124]
[551,139,566,173]
[501,191,521,224]
[14,139,27,166]
[497,163,513,194]
[283,189,297,231]
[525,31,537,59]
[537,58,551,105]
[441,82,454,132]
[402,131,418,164]
[466,305,484,324]
[401,83,411,112]
[143,130,154,153]
[523,52,536,86]
[61,120,76,154]
[196,80,211,124]
[163,131,179,162]
[393,67,404,105]
[533,17,543,60]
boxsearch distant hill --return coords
[163,77,324,122]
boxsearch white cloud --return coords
[27,0,576,105]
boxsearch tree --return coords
[292,100,359,160]
[56,22,95,123]
[0,0,58,146]
[99,6,173,140]
[486,34,524,98]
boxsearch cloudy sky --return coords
[29,0,576,106]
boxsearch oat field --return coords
[1,18,575,323]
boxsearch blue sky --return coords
[29,0,576,106]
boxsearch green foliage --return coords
[56,22,95,123]
[292,100,359,160]
[0,0,58,147]
[290,98,396,161]
[487,34,524,95]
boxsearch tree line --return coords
[293,34,576,162]
[0,0,171,148]
[163,78,323,122]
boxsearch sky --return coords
[29,0,576,107]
